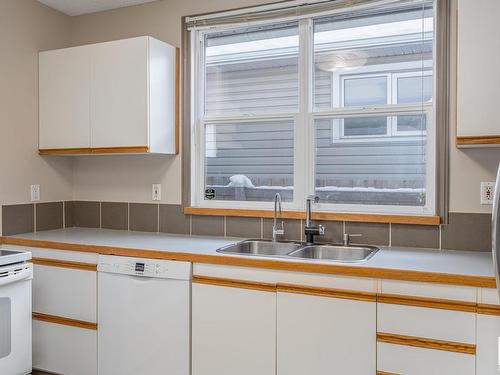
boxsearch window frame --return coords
[190,1,437,216]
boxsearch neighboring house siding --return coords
[204,59,426,205]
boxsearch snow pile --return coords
[227,175,255,188]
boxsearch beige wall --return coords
[0,1,73,226]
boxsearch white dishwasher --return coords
[97,255,191,375]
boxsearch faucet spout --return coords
[272,193,284,241]
[304,195,324,244]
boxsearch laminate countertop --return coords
[0,227,496,288]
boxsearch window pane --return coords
[396,114,427,133]
[344,76,387,107]
[314,3,433,110]
[343,116,388,137]
[204,23,299,115]
[205,120,294,202]
[316,117,426,207]
[397,75,433,104]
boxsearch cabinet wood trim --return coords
[376,332,476,355]
[30,257,97,271]
[192,275,276,292]
[277,283,377,302]
[457,135,500,146]
[477,303,500,316]
[377,293,477,313]
[377,372,400,375]
[32,312,97,330]
[183,207,440,225]
[39,146,149,155]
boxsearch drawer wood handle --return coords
[33,312,97,330]
[377,332,475,355]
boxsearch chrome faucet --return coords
[304,195,325,244]
[272,193,284,241]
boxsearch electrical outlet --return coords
[481,182,495,205]
[30,184,40,202]
[152,184,161,201]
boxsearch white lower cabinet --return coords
[477,314,500,375]
[277,291,376,375]
[192,282,276,375]
[378,342,475,375]
[33,320,97,375]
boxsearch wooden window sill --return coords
[183,207,440,225]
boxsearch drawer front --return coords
[378,303,476,344]
[377,342,475,375]
[380,279,477,302]
[477,314,500,375]
[33,320,97,375]
[33,264,97,322]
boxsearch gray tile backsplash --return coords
[129,203,158,232]
[73,201,100,228]
[159,204,190,235]
[226,216,261,238]
[1,201,493,253]
[441,212,491,252]
[101,202,128,230]
[192,215,224,236]
[345,221,390,246]
[2,203,34,235]
[36,202,63,231]
[391,223,440,249]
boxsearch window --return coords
[190,0,436,215]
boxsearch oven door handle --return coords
[0,267,32,287]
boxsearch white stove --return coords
[0,248,32,375]
[0,249,32,266]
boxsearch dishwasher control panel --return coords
[98,255,191,280]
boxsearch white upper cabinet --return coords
[457,0,500,146]
[39,36,178,154]
[39,46,91,149]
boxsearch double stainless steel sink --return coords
[216,240,378,263]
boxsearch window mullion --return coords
[297,18,314,210]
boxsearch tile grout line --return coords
[33,203,37,233]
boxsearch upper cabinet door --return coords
[457,0,500,146]
[39,46,90,149]
[90,37,149,148]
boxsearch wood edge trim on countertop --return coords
[39,146,149,155]
[377,372,400,375]
[174,47,180,155]
[376,332,476,355]
[377,293,477,313]
[183,207,440,225]
[457,135,500,146]
[192,275,276,292]
[477,303,500,316]
[1,236,495,289]
[32,312,97,330]
[30,257,97,271]
[277,283,377,302]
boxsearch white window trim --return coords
[190,3,437,216]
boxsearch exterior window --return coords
[191,0,436,215]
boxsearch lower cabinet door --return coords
[277,291,376,375]
[377,342,475,375]
[477,314,500,375]
[192,282,276,375]
[33,320,97,375]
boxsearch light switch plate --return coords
[152,184,161,201]
[481,181,495,205]
[30,184,40,202]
